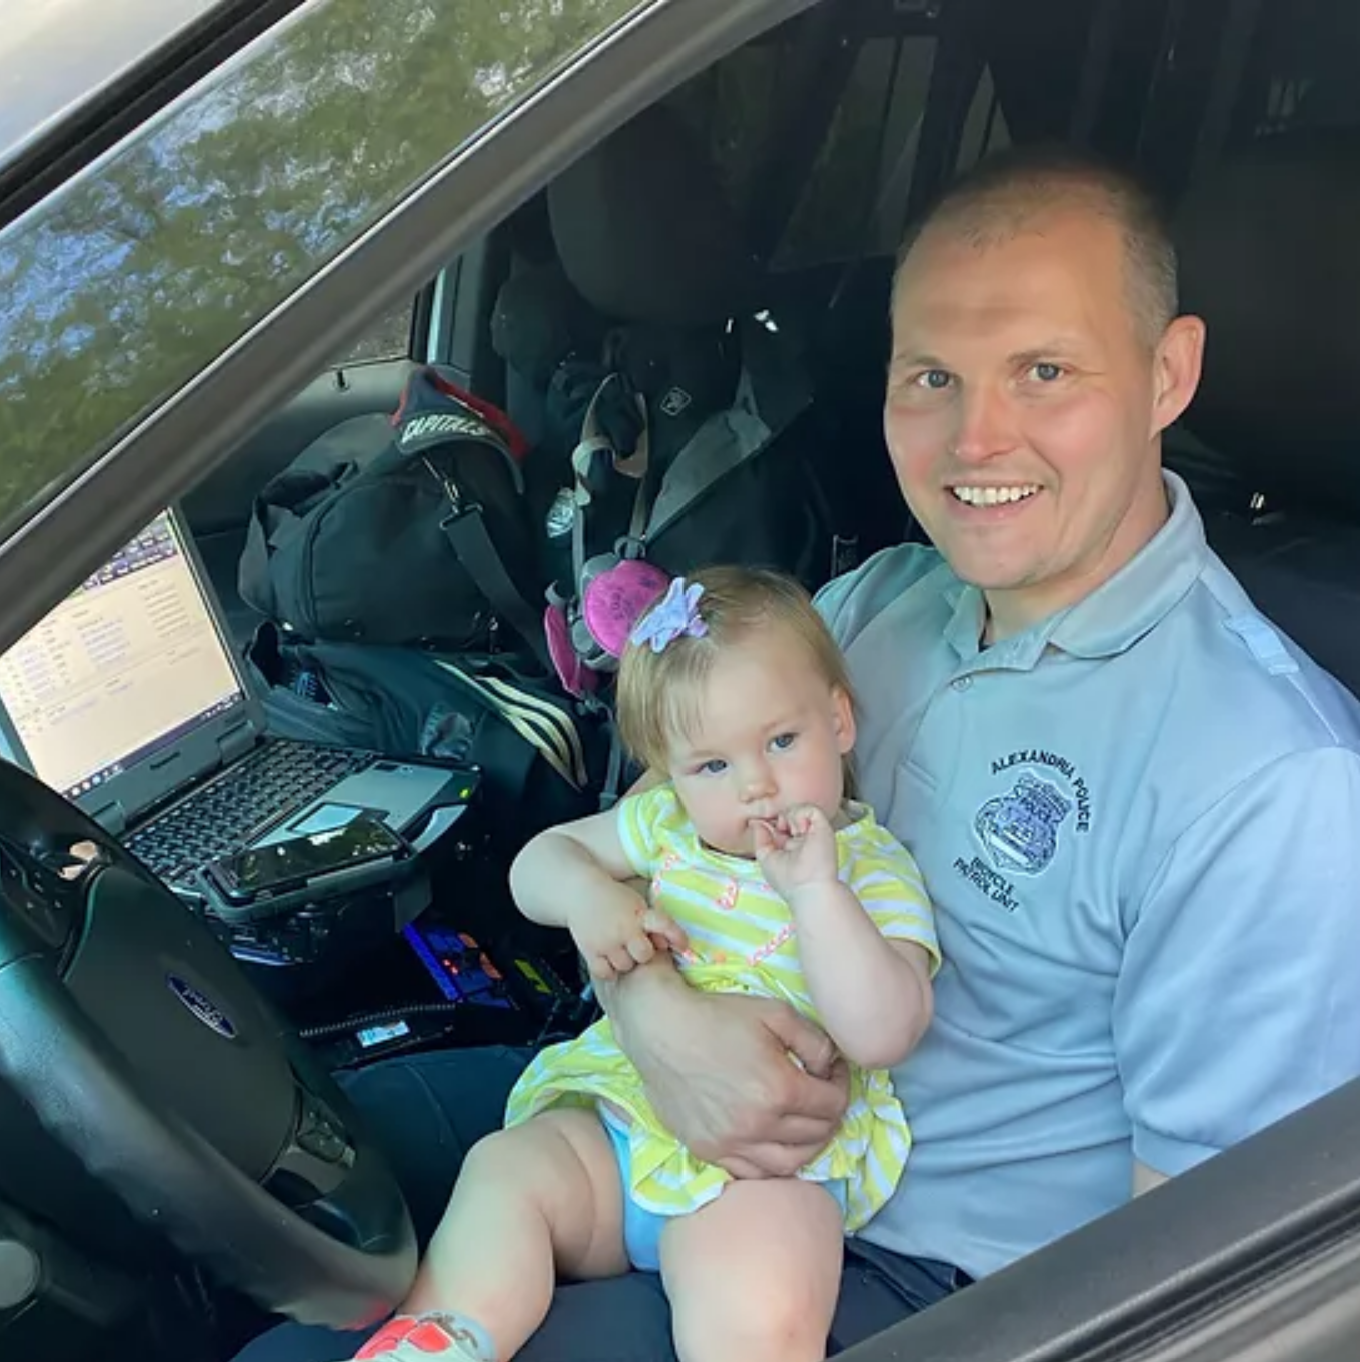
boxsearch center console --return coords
[197,767,592,1068]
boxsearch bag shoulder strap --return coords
[389,367,548,671]
[438,497,551,674]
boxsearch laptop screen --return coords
[0,510,244,799]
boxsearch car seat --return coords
[493,103,840,610]
[1175,128,1360,695]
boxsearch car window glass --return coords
[0,0,640,545]
[328,298,414,367]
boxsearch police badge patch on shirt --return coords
[954,749,1094,911]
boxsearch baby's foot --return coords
[354,1314,491,1361]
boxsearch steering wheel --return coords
[0,759,416,1327]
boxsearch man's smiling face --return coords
[884,205,1202,638]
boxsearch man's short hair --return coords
[894,143,1179,349]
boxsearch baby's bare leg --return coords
[401,1108,628,1360]
[660,1179,844,1362]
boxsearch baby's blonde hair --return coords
[616,565,857,774]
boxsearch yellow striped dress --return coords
[504,783,940,1232]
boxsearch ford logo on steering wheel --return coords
[167,975,238,1040]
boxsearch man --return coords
[240,145,1360,1362]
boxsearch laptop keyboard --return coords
[125,739,373,883]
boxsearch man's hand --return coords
[566,882,687,983]
[618,976,851,1178]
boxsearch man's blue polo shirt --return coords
[817,472,1360,1278]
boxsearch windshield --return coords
[0,0,222,170]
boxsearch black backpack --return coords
[238,368,548,666]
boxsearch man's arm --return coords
[599,950,850,1178]
[592,941,672,1046]
[1114,747,1360,1191]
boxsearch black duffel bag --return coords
[239,367,548,665]
[244,622,605,844]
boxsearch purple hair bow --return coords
[630,577,709,653]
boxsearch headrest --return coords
[547,104,759,328]
[491,263,604,388]
[1175,129,1360,517]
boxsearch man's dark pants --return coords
[233,1048,970,1361]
